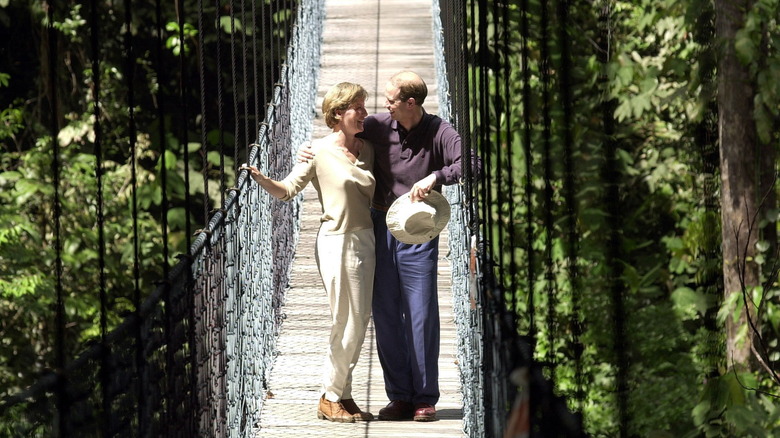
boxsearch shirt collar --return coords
[390,108,429,133]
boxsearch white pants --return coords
[315,227,376,401]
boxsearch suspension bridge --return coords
[257,1,463,436]
[1,0,586,437]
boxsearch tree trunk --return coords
[758,29,779,313]
[715,0,759,370]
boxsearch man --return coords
[301,71,467,422]
[361,71,464,422]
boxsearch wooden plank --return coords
[257,0,464,436]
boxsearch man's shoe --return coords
[317,395,355,423]
[341,398,374,421]
[378,400,414,421]
[413,403,437,422]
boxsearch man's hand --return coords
[410,174,437,202]
[296,141,315,163]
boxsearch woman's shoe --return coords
[317,395,356,423]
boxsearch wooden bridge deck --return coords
[257,0,464,436]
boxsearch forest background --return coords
[476,0,780,436]
[1,0,780,437]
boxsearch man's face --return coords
[384,83,409,121]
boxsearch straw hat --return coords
[386,191,451,244]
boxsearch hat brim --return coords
[386,191,451,244]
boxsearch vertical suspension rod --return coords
[48,3,68,436]
[88,0,111,434]
[540,0,557,382]
[122,0,147,432]
[598,1,629,433]
[556,0,584,412]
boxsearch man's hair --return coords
[322,82,368,128]
[389,71,427,106]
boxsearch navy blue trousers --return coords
[371,208,440,406]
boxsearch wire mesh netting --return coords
[1,0,595,437]
[0,1,323,436]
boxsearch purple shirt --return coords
[359,111,462,209]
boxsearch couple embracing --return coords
[244,71,469,423]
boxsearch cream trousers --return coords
[315,227,375,401]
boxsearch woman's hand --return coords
[239,163,288,199]
[240,164,268,184]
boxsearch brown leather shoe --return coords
[378,400,414,421]
[317,395,355,423]
[341,398,374,421]
[413,403,437,422]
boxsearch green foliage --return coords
[691,373,780,437]
[166,21,198,56]
[0,0,287,399]
[0,74,23,143]
[735,0,780,144]
[0,105,23,143]
[51,4,86,41]
[469,0,780,435]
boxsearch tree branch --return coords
[731,181,780,389]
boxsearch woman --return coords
[241,82,375,423]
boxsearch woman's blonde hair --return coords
[322,82,368,128]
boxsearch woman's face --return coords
[338,97,368,133]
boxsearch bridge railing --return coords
[0,1,323,436]
[433,1,586,436]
